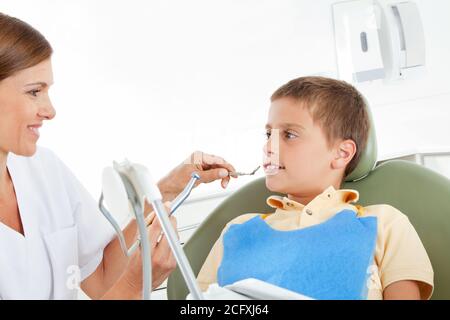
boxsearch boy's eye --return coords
[284,130,298,139]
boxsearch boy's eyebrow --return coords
[282,123,306,130]
[265,123,306,130]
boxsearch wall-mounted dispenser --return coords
[332,0,426,83]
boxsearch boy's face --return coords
[263,97,342,197]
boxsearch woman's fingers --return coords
[148,215,162,249]
[145,211,156,227]
[154,216,178,263]
[200,152,236,174]
[194,152,237,187]
[147,215,178,289]
[197,168,230,186]
[221,176,231,189]
[146,202,170,245]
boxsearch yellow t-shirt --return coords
[197,186,434,299]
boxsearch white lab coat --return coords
[0,147,115,299]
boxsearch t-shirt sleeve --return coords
[57,158,116,281]
[197,235,224,291]
[378,206,434,299]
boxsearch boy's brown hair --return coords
[271,76,370,177]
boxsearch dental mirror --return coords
[229,165,261,177]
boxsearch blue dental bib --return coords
[217,210,377,300]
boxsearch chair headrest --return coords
[344,97,378,182]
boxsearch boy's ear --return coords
[331,139,357,170]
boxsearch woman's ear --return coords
[331,139,357,170]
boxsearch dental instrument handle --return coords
[129,165,203,299]
[135,200,152,300]
[170,173,200,216]
[151,199,204,300]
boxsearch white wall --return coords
[1,0,449,205]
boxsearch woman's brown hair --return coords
[0,12,53,81]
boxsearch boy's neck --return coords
[287,193,317,206]
[287,181,342,206]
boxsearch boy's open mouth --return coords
[263,163,286,174]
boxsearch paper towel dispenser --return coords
[377,0,426,80]
[332,0,426,83]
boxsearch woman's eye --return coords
[265,131,271,139]
[28,89,41,97]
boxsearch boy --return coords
[197,76,433,300]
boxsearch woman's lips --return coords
[27,125,41,138]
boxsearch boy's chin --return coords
[265,176,288,194]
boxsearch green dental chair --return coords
[167,103,450,300]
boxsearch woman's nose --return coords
[38,98,56,120]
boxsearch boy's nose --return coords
[263,142,272,156]
[263,129,279,156]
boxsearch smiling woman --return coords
[0,60,56,156]
[0,13,55,157]
[0,12,237,300]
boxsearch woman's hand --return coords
[157,151,236,202]
[123,203,178,292]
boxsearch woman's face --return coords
[0,58,55,157]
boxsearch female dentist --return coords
[0,13,236,300]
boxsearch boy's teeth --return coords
[265,164,284,171]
